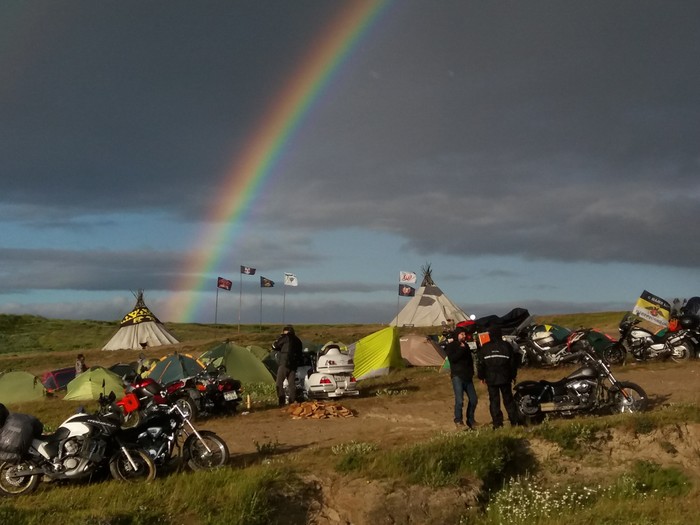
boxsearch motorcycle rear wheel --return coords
[184,430,229,470]
[176,396,198,422]
[0,461,40,496]
[603,344,626,366]
[514,393,544,425]
[109,448,157,483]
[670,342,692,363]
[611,382,648,413]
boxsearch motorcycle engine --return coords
[566,379,597,406]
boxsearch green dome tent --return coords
[200,341,275,386]
[64,366,125,401]
[0,371,46,404]
[348,326,404,381]
[144,353,205,385]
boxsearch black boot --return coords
[278,396,286,407]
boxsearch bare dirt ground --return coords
[199,359,700,524]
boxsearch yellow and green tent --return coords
[349,326,404,381]
[64,366,125,401]
[200,341,275,386]
[0,371,46,404]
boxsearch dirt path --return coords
[203,359,700,461]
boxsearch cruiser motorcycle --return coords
[514,325,619,367]
[610,314,692,363]
[514,347,648,424]
[100,395,229,472]
[0,406,155,496]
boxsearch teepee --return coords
[390,265,469,327]
[102,290,179,351]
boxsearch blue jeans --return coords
[451,376,478,427]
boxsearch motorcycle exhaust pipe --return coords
[539,402,556,412]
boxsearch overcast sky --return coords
[1,1,698,326]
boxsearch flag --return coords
[284,273,298,286]
[399,271,417,284]
[632,290,671,327]
[399,284,415,297]
[240,265,256,275]
[216,276,232,291]
[260,276,275,288]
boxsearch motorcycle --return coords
[124,366,242,423]
[99,395,229,472]
[668,312,700,358]
[514,324,616,367]
[0,404,156,496]
[514,347,648,424]
[610,314,692,363]
[171,366,243,420]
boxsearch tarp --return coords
[64,366,125,401]
[0,371,46,404]
[200,341,275,386]
[348,326,404,380]
[399,334,447,366]
[143,353,205,385]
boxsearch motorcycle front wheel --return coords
[0,461,40,496]
[109,448,157,483]
[670,342,692,363]
[184,430,230,470]
[611,382,648,413]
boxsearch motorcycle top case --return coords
[0,412,44,462]
[679,314,700,330]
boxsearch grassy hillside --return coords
[0,312,628,376]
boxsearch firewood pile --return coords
[283,400,355,419]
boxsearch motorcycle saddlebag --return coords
[0,413,44,462]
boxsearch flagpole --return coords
[238,273,242,333]
[259,284,263,332]
[215,287,219,324]
[282,286,286,325]
[396,293,399,326]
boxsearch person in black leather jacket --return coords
[444,327,478,430]
[477,326,520,429]
[271,325,303,406]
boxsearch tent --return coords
[348,326,404,380]
[143,353,205,385]
[102,290,179,351]
[64,366,125,401]
[399,334,447,366]
[200,341,275,386]
[0,371,46,404]
[391,267,469,327]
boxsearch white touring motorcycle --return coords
[303,342,359,400]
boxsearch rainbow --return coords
[167,0,392,322]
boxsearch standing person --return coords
[75,353,87,375]
[477,326,520,429]
[444,327,478,430]
[271,325,303,406]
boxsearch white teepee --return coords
[391,266,469,327]
[102,290,179,351]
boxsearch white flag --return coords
[399,271,417,284]
[284,273,298,286]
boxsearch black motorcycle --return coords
[114,402,230,472]
[0,404,156,496]
[513,347,648,424]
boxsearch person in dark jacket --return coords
[477,325,520,429]
[271,325,303,406]
[444,327,478,429]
